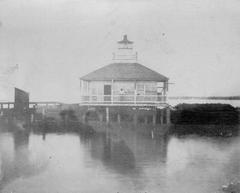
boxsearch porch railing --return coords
[80,94,167,105]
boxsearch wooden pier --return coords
[75,102,171,126]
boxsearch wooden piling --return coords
[144,116,148,124]
[30,113,34,123]
[106,107,109,123]
[99,113,104,122]
[153,113,156,125]
[117,113,121,123]
[160,110,163,125]
[133,113,138,125]
[166,108,171,124]
[82,113,86,123]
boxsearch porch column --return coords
[87,81,90,103]
[111,80,114,104]
[163,81,167,102]
[79,79,82,95]
[134,81,137,104]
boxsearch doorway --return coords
[104,85,112,102]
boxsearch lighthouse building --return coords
[80,35,169,106]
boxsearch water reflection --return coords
[87,129,169,172]
[82,125,170,191]
[0,122,48,191]
[0,121,239,193]
[95,134,137,173]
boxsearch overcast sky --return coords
[0,0,240,102]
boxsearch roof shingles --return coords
[81,63,168,82]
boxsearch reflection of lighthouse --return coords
[0,64,19,101]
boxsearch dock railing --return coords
[80,94,167,105]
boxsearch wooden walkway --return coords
[0,101,63,110]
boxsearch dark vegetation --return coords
[171,104,240,136]
[171,103,239,125]
[34,109,95,136]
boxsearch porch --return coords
[80,94,167,106]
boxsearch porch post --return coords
[111,80,114,104]
[163,81,167,102]
[79,79,82,96]
[87,81,90,103]
[134,81,137,104]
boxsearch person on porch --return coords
[119,88,125,102]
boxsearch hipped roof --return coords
[80,63,168,82]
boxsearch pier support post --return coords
[166,108,171,124]
[117,113,121,124]
[106,107,109,124]
[133,113,138,125]
[99,113,104,122]
[30,113,34,123]
[82,113,86,123]
[160,110,164,125]
[144,116,148,124]
[42,108,46,119]
[153,113,156,125]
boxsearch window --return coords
[145,84,157,95]
[136,84,144,95]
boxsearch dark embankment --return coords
[170,103,240,136]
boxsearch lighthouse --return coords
[112,35,138,62]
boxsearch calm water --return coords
[0,126,240,193]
